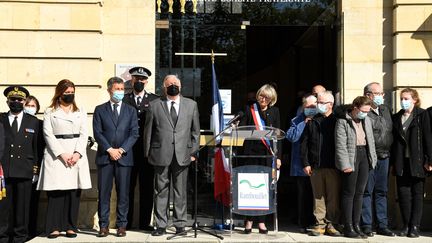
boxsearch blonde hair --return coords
[256,84,278,107]
[401,88,421,107]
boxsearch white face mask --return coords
[24,106,37,116]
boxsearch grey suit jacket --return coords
[144,96,200,166]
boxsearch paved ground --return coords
[28,227,432,243]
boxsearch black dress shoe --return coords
[344,224,360,238]
[47,233,60,239]
[65,231,77,238]
[151,228,166,236]
[259,228,268,234]
[408,226,419,238]
[175,227,187,236]
[376,227,395,236]
[97,227,109,237]
[362,227,374,237]
[399,226,409,236]
[244,228,252,234]
[299,227,308,234]
[353,224,367,238]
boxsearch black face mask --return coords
[62,94,75,104]
[8,101,24,113]
[133,81,145,93]
[166,84,180,96]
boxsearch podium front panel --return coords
[231,165,276,216]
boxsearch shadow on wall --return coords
[412,14,432,58]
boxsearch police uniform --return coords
[0,86,40,243]
[123,66,159,230]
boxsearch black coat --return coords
[369,105,393,159]
[390,107,432,178]
[123,91,159,157]
[238,104,281,167]
[300,113,337,169]
[0,113,40,179]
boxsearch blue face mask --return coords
[112,90,124,103]
[317,103,328,114]
[304,107,317,117]
[373,95,384,106]
[401,99,412,110]
[357,111,368,120]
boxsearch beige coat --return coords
[37,107,92,191]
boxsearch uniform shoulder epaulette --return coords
[147,92,160,97]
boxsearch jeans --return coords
[361,157,389,229]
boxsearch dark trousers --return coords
[296,176,315,227]
[28,183,41,238]
[361,157,389,230]
[0,178,32,243]
[127,154,154,229]
[341,147,369,226]
[245,215,265,224]
[396,162,424,227]
[98,163,132,228]
[154,156,189,229]
[45,189,81,234]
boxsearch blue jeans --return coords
[361,158,389,229]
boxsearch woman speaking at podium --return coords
[238,83,281,234]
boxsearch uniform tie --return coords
[136,96,141,106]
[170,101,177,125]
[11,116,18,135]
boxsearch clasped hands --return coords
[59,153,81,167]
[108,148,124,161]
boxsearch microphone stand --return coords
[167,123,238,240]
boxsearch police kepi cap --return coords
[3,86,29,99]
[129,66,151,78]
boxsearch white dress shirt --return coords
[110,100,122,115]
[166,96,180,116]
[8,111,24,131]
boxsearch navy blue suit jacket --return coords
[93,101,139,166]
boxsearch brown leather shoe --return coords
[117,227,127,237]
[97,227,109,237]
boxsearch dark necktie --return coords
[170,101,177,125]
[11,116,18,135]
[136,96,141,106]
[113,103,119,123]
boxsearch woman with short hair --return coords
[238,84,281,234]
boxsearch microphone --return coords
[226,111,244,126]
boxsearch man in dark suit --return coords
[0,86,40,243]
[93,77,139,237]
[144,75,200,236]
[123,66,159,231]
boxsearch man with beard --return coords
[123,66,159,231]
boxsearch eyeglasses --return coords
[258,95,271,101]
[368,92,384,96]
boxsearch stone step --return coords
[28,228,432,243]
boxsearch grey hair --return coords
[318,91,334,104]
[162,74,181,87]
[107,76,124,90]
[302,95,317,105]
[363,82,381,95]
